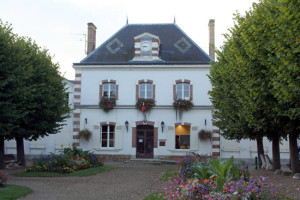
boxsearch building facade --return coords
[72,22,220,160]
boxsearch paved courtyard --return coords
[4,163,174,200]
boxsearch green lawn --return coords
[143,192,164,200]
[12,166,116,177]
[0,184,32,200]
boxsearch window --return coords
[175,125,190,149]
[176,83,190,100]
[101,125,115,148]
[103,83,116,98]
[139,83,153,99]
[136,80,155,100]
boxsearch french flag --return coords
[142,102,146,112]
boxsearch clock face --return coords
[141,41,151,52]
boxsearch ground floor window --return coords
[175,125,190,149]
[101,125,115,147]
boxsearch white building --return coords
[71,21,220,160]
[4,20,291,162]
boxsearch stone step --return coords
[124,159,177,166]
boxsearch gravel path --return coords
[4,164,174,200]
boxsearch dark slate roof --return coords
[74,23,212,65]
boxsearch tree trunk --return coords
[257,136,264,169]
[272,137,281,170]
[289,131,300,175]
[16,136,25,166]
[0,136,6,169]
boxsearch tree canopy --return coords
[209,0,299,173]
[0,20,69,168]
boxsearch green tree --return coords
[209,0,299,173]
[0,20,69,168]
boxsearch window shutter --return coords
[99,85,103,100]
[190,84,193,100]
[92,125,100,149]
[166,126,175,150]
[115,125,123,149]
[115,85,119,100]
[173,85,176,100]
[190,126,199,150]
[136,85,139,100]
[153,84,156,100]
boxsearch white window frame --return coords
[176,83,190,100]
[101,125,115,148]
[103,83,116,98]
[139,83,153,99]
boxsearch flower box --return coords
[173,99,193,111]
[99,97,116,112]
[136,98,155,112]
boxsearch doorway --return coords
[136,125,154,158]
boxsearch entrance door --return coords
[136,125,154,158]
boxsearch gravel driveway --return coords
[4,163,174,200]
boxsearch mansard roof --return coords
[75,23,212,65]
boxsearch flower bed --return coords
[99,97,116,112]
[25,146,102,174]
[136,98,155,112]
[0,172,7,187]
[162,154,287,199]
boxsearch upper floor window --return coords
[174,79,193,100]
[103,83,116,98]
[99,79,118,100]
[139,83,153,99]
[136,80,155,100]
[176,83,190,100]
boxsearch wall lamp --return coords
[161,121,165,133]
[125,121,129,132]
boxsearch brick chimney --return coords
[208,19,215,61]
[87,23,97,55]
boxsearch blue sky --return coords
[0,0,258,79]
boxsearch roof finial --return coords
[126,16,128,25]
[174,16,176,23]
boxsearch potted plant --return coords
[136,98,155,112]
[78,129,92,141]
[198,129,212,141]
[173,99,193,111]
[99,97,116,112]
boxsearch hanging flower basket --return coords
[78,129,92,141]
[198,129,212,141]
[136,98,155,112]
[99,97,116,112]
[173,99,193,111]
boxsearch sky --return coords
[0,0,258,80]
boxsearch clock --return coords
[141,41,151,52]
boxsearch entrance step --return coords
[124,159,177,166]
